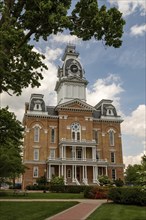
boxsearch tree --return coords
[0,0,125,95]
[0,107,25,183]
[125,164,142,186]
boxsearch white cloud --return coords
[123,153,143,167]
[87,74,124,112]
[122,105,146,137]
[50,33,81,45]
[130,24,146,36]
[108,0,146,16]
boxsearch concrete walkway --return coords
[45,199,106,220]
[0,199,107,220]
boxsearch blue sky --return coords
[1,0,146,167]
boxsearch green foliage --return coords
[26,184,49,191]
[114,178,124,187]
[84,186,109,199]
[50,176,64,186]
[0,0,125,95]
[98,175,111,186]
[108,187,146,206]
[0,107,25,179]
[50,185,86,193]
[125,164,142,185]
[36,176,47,186]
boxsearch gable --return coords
[55,99,95,112]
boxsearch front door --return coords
[77,166,81,182]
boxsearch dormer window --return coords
[106,107,114,116]
[34,100,42,111]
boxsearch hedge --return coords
[26,184,86,193]
[108,187,146,206]
[84,186,109,199]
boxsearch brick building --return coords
[22,45,124,188]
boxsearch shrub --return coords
[50,176,64,186]
[98,175,111,186]
[26,184,49,191]
[84,186,109,199]
[114,178,124,187]
[108,187,146,206]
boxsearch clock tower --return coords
[55,45,88,104]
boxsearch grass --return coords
[0,190,84,199]
[87,203,146,220]
[0,201,78,220]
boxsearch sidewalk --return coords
[45,199,106,220]
[0,199,107,220]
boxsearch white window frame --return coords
[71,122,81,141]
[93,130,99,144]
[34,149,39,161]
[51,128,55,143]
[50,149,55,159]
[34,126,40,142]
[33,166,38,178]
[108,129,115,146]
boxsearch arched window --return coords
[71,122,81,141]
[34,126,40,142]
[109,130,115,146]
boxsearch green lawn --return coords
[0,191,84,199]
[87,203,146,220]
[0,201,78,220]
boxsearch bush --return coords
[108,187,146,206]
[50,185,86,193]
[98,176,111,186]
[84,186,109,199]
[114,178,124,187]
[26,184,49,191]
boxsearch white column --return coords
[82,166,84,180]
[64,165,66,183]
[72,165,75,182]
[85,147,86,161]
[105,166,108,176]
[64,146,66,159]
[59,165,60,177]
[75,165,77,179]
[61,165,64,176]
[75,146,76,160]
[85,166,87,180]
[62,146,63,159]
[49,164,51,180]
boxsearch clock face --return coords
[70,64,78,73]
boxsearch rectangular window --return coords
[51,128,55,143]
[112,169,116,180]
[33,166,38,177]
[109,130,114,146]
[93,130,99,144]
[111,152,115,163]
[34,149,39,161]
[50,149,55,159]
[77,149,82,159]
[34,127,39,142]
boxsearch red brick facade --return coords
[22,46,124,189]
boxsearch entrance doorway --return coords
[77,166,81,182]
